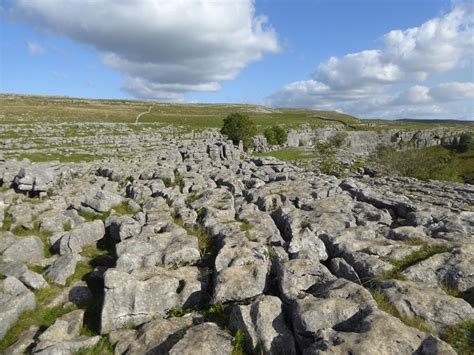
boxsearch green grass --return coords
[253,148,318,161]
[206,303,229,328]
[167,307,195,318]
[441,320,474,355]
[231,329,246,355]
[458,149,474,184]
[186,193,202,204]
[75,337,114,355]
[78,210,110,222]
[110,201,135,216]
[379,243,453,280]
[5,153,105,163]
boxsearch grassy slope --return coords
[0,94,383,132]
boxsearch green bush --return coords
[458,133,473,153]
[273,125,288,144]
[264,125,288,146]
[328,131,349,148]
[373,145,462,183]
[263,127,277,145]
[221,112,256,151]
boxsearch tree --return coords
[221,112,256,150]
[273,125,288,145]
[264,125,287,145]
[264,127,277,145]
[458,133,473,153]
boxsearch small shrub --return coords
[372,145,463,183]
[458,133,473,153]
[221,112,256,151]
[328,131,349,148]
[264,126,287,146]
[263,127,277,145]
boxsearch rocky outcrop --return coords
[0,136,472,353]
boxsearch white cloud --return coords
[268,3,474,119]
[9,0,279,100]
[26,40,45,55]
[429,82,474,101]
[391,86,433,105]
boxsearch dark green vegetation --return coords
[263,125,288,145]
[457,133,474,153]
[373,144,474,184]
[221,112,257,150]
[441,320,474,355]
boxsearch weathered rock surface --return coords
[229,295,296,354]
[0,277,36,340]
[169,323,233,355]
[101,266,203,333]
[378,279,474,333]
[1,133,473,354]
[2,236,44,263]
[0,262,48,290]
[44,254,82,286]
[58,220,105,254]
[33,310,100,354]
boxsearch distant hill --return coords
[396,118,474,126]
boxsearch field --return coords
[3,93,469,132]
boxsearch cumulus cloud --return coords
[8,0,279,100]
[27,40,45,55]
[268,3,473,119]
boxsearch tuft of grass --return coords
[370,288,432,334]
[75,337,114,355]
[441,284,462,298]
[206,303,229,328]
[239,221,252,233]
[78,209,110,222]
[441,320,474,355]
[186,193,202,204]
[27,263,47,274]
[167,307,195,318]
[231,329,246,355]
[192,226,212,257]
[378,243,453,280]
[65,261,93,287]
[1,211,13,231]
[265,246,277,261]
[111,201,135,216]
[161,177,173,188]
[402,237,426,246]
[63,222,72,231]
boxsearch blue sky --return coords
[0,0,472,119]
